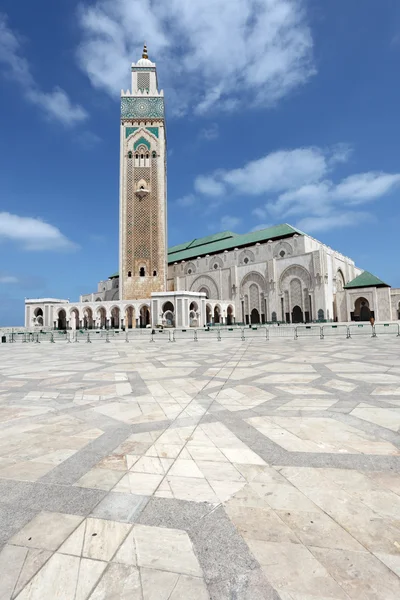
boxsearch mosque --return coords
[25,47,400,330]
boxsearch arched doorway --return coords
[354,297,371,321]
[206,304,212,325]
[125,306,135,329]
[189,302,198,327]
[57,309,67,330]
[83,307,93,329]
[214,305,221,324]
[140,305,151,328]
[34,308,43,327]
[162,301,175,327]
[111,306,120,329]
[250,308,260,324]
[292,305,303,323]
[227,305,234,325]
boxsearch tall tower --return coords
[119,45,167,300]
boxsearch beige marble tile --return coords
[225,505,299,543]
[10,512,83,552]
[140,568,179,600]
[164,476,219,503]
[74,467,124,491]
[374,552,400,578]
[131,456,173,475]
[0,461,54,481]
[251,482,318,512]
[16,552,80,600]
[13,548,52,598]
[82,518,132,561]
[247,540,349,599]
[351,404,400,432]
[313,546,400,600]
[276,510,364,551]
[196,460,244,481]
[168,459,205,478]
[0,544,28,600]
[208,479,247,502]
[88,563,141,600]
[186,446,229,462]
[112,530,137,566]
[58,521,86,556]
[134,525,203,577]
[75,558,107,600]
[169,574,209,600]
[112,472,164,495]
[220,447,266,465]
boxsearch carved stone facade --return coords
[24,49,400,329]
[119,48,167,300]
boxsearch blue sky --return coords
[1,0,400,326]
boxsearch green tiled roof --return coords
[108,272,119,279]
[109,224,303,277]
[344,270,390,289]
[167,223,302,263]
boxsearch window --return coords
[128,151,132,159]
[127,271,132,277]
[214,264,218,270]
[139,267,145,277]
[187,269,192,275]
[152,151,157,158]
[153,270,157,276]
[280,250,286,258]
[135,154,139,160]
[244,257,249,264]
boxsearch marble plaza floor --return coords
[1,336,400,599]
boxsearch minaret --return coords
[119,45,167,300]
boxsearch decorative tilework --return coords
[134,137,151,151]
[125,127,139,139]
[121,97,164,119]
[131,67,156,72]
[146,127,159,138]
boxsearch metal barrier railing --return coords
[374,323,400,336]
[295,325,322,339]
[321,324,349,338]
[3,323,400,344]
[347,323,375,338]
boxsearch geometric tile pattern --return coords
[1,337,400,598]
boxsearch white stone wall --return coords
[168,233,359,323]
[390,289,400,320]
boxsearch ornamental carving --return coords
[121,97,164,119]
[279,265,311,293]
[190,275,219,299]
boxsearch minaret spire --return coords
[142,43,148,59]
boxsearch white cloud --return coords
[296,212,373,233]
[195,147,328,197]
[0,212,78,251]
[195,175,226,197]
[220,215,241,231]
[77,0,315,115]
[0,274,18,284]
[251,223,272,232]
[0,14,87,126]
[191,143,400,233]
[199,123,219,141]
[335,173,400,204]
[175,193,196,207]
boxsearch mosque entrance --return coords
[292,305,303,323]
[140,306,151,328]
[353,297,373,321]
[57,310,67,330]
[250,308,260,324]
